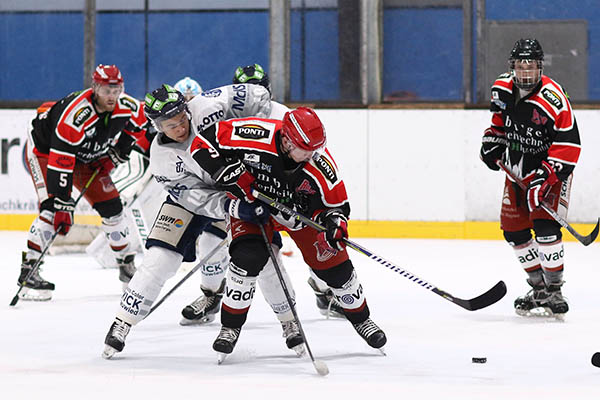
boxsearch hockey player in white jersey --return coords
[102,85,305,359]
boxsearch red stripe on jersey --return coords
[55,89,94,145]
[491,112,504,128]
[217,118,281,155]
[136,135,151,152]
[48,150,76,172]
[492,78,512,90]
[548,143,581,165]
[528,77,574,130]
[303,149,348,207]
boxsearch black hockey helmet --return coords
[509,38,544,90]
[144,84,189,128]
[233,63,272,95]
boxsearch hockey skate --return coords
[281,320,306,356]
[307,277,346,319]
[514,280,568,320]
[180,283,224,326]
[352,318,387,352]
[117,253,136,284]
[17,252,55,301]
[213,326,241,364]
[102,317,131,359]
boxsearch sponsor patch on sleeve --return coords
[314,155,338,184]
[541,88,563,110]
[119,96,139,112]
[72,106,92,127]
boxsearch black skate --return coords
[117,253,136,284]
[213,326,241,364]
[514,279,568,319]
[352,318,387,351]
[17,252,55,301]
[180,283,224,326]
[102,317,131,359]
[281,320,306,356]
[541,283,569,319]
[307,277,346,319]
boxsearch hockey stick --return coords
[10,168,101,306]
[496,160,599,246]
[258,224,329,376]
[253,190,507,311]
[144,238,228,319]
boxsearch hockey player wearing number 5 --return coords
[191,107,387,360]
[19,64,147,301]
[479,38,581,319]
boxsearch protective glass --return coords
[94,84,124,97]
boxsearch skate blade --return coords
[516,307,566,320]
[179,314,216,326]
[216,352,228,364]
[18,288,52,301]
[291,343,306,357]
[102,345,119,360]
[377,346,387,356]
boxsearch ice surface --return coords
[2,231,600,399]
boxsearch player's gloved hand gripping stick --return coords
[252,190,507,311]
[496,160,599,246]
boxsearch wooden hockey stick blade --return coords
[433,280,507,311]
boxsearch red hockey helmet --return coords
[92,64,123,85]
[281,107,326,152]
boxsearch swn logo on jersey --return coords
[119,96,138,112]
[158,214,183,226]
[296,179,316,195]
[234,124,270,140]
[314,155,337,183]
[226,286,255,301]
[531,109,548,125]
[73,106,92,127]
[541,88,563,110]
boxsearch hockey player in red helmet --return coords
[189,106,387,363]
[18,64,148,301]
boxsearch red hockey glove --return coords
[214,160,256,202]
[480,128,507,171]
[316,209,348,252]
[52,197,75,235]
[527,161,559,212]
[225,198,270,225]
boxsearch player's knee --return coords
[533,219,562,244]
[94,197,123,218]
[503,229,532,247]
[312,259,354,289]
[229,238,269,277]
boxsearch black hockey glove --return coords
[316,209,348,252]
[225,198,270,225]
[92,147,129,173]
[526,160,559,212]
[213,160,256,202]
[480,128,507,171]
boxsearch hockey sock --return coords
[511,239,543,286]
[116,246,183,325]
[538,240,564,285]
[102,212,133,255]
[221,263,258,328]
[329,269,370,324]
[197,232,229,292]
[25,212,55,260]
[257,244,295,322]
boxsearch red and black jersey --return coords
[190,117,350,219]
[488,74,580,181]
[30,88,147,199]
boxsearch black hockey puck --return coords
[591,352,600,367]
[472,357,487,364]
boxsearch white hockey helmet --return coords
[173,77,202,101]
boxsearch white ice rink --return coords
[2,230,600,399]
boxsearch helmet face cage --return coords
[144,84,189,130]
[233,64,271,94]
[509,39,544,90]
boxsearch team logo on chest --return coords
[296,179,316,195]
[531,109,548,125]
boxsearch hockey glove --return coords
[316,209,348,252]
[92,148,129,173]
[225,198,270,225]
[480,128,508,171]
[214,160,256,202]
[52,197,75,235]
[526,161,559,212]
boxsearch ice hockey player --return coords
[232,63,346,319]
[190,106,387,361]
[173,76,203,101]
[102,85,305,359]
[479,38,581,318]
[19,64,147,301]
